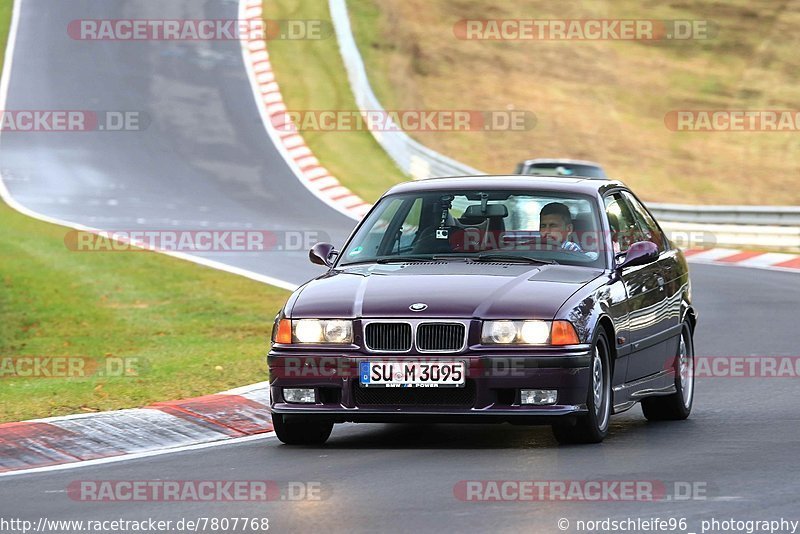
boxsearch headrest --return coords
[572,212,595,232]
[607,212,620,232]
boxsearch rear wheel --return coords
[272,414,334,445]
[641,323,694,421]
[552,331,612,444]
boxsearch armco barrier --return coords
[329,0,481,181]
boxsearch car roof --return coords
[520,158,604,167]
[384,175,625,197]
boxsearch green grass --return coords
[0,201,290,422]
[0,0,10,74]
[267,0,800,206]
[264,0,406,203]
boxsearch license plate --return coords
[359,361,465,388]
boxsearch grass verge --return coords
[0,202,290,422]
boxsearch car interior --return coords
[408,196,600,258]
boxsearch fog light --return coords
[520,389,557,405]
[284,388,316,403]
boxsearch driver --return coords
[539,202,585,253]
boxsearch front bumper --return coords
[268,348,592,424]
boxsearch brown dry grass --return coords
[348,0,800,205]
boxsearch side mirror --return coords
[309,242,337,267]
[615,241,658,271]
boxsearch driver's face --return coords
[539,214,573,245]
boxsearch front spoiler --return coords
[268,347,593,424]
[271,404,588,425]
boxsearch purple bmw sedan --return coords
[268,176,696,445]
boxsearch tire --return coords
[552,331,612,444]
[641,323,694,421]
[272,414,334,445]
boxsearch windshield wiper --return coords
[375,256,442,264]
[340,256,446,266]
[343,254,556,266]
[473,253,558,265]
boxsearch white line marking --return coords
[0,0,21,112]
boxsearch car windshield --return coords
[338,189,607,268]
[524,163,605,178]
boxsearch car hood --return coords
[287,262,604,320]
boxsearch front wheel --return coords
[641,322,694,421]
[272,414,334,445]
[552,331,612,444]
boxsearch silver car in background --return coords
[516,158,607,179]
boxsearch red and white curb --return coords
[239,0,372,222]
[684,247,800,272]
[0,383,273,476]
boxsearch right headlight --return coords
[274,319,354,344]
[481,320,580,345]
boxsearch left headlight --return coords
[274,319,353,344]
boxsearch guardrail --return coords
[643,203,800,226]
[329,0,482,181]
[329,0,799,250]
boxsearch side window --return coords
[603,193,642,254]
[622,191,667,252]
